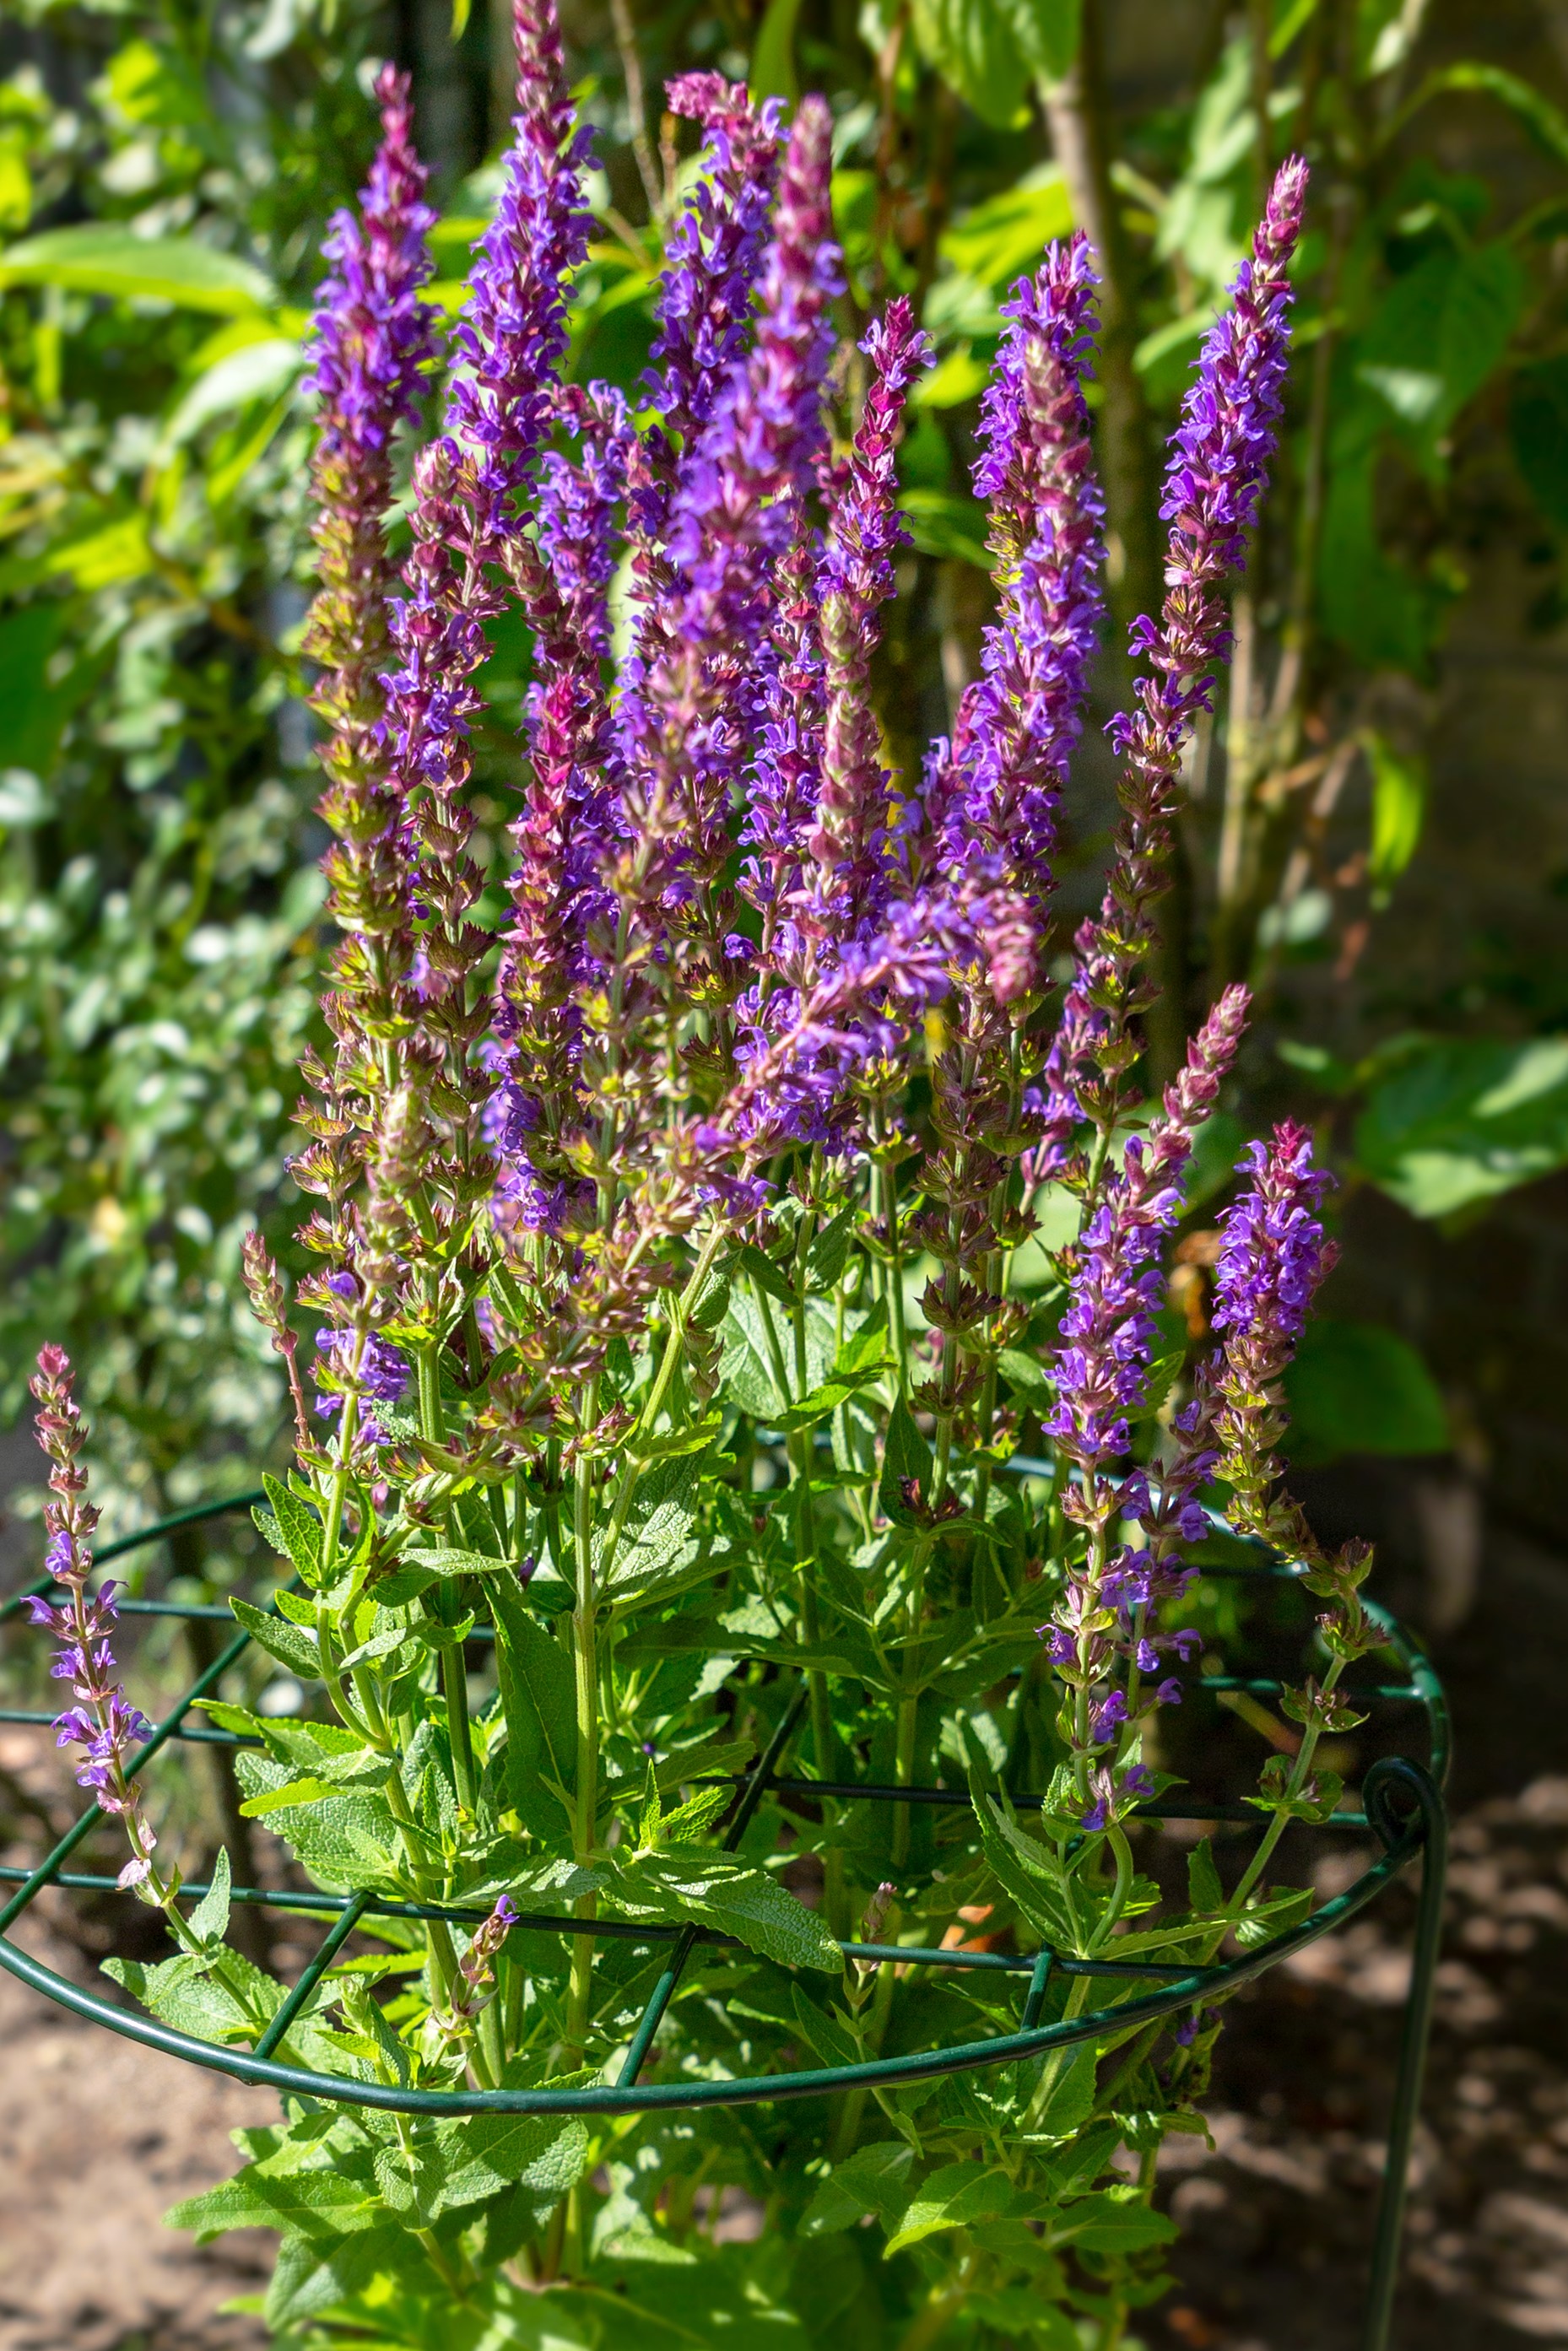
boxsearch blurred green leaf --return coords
[940,170,1073,289]
[1510,356,1568,532]
[1363,730,1428,902]
[751,0,803,105]
[1284,1318,1449,1464]
[900,487,991,569]
[909,0,1031,129]
[0,225,273,313]
[997,0,1080,80]
[1352,1035,1568,1217]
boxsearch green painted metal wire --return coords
[0,1486,1449,2351]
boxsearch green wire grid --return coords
[0,1491,1447,2351]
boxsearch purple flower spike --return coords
[944,235,1106,916]
[1213,1121,1336,1374]
[1052,159,1306,1177]
[28,1348,163,1893]
[1209,1120,1337,1542]
[800,298,933,943]
[1047,984,1251,1472]
[646,77,782,464]
[619,95,843,916]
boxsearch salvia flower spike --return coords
[29,61,1354,2321]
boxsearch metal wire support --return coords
[0,1493,1449,2346]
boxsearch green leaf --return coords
[230,1596,322,1681]
[165,336,301,445]
[1510,355,1568,532]
[805,1205,856,1290]
[998,1346,1052,1402]
[233,1753,402,1891]
[428,2113,590,2219]
[749,0,802,104]
[879,1392,933,1527]
[1396,61,1568,172]
[596,1451,711,1597]
[995,0,1080,80]
[735,1239,797,1306]
[489,1573,576,1835]
[1351,1033,1568,1217]
[0,226,274,314]
[1030,2046,1098,2141]
[403,1545,520,1576]
[802,2141,915,2235]
[611,1850,841,1972]
[940,170,1074,290]
[900,487,991,570]
[1364,730,1428,904]
[719,1294,788,1419]
[1283,1318,1448,1465]
[1055,2183,1178,2252]
[258,1473,323,1585]
[167,2162,383,2240]
[884,2159,1014,2255]
[910,0,1031,127]
[187,1847,231,1948]
[1187,1837,1225,1915]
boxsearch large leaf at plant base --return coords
[909,0,1030,128]
[1283,1319,1448,1466]
[1351,1034,1568,1217]
[0,226,274,313]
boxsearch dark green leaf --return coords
[489,1572,576,1835]
[879,1392,933,1526]
[1511,355,1568,532]
[1283,1317,1448,1464]
[1187,1837,1225,1915]
[802,2142,915,2235]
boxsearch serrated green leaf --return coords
[260,1473,324,1585]
[1052,2183,1178,2252]
[230,1597,322,1680]
[1030,2046,1097,2141]
[403,1545,518,1575]
[802,2141,914,2235]
[884,2159,1014,2255]
[489,1571,576,1837]
[234,1752,402,1891]
[611,1850,841,1972]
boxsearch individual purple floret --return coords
[29,1348,161,1892]
[940,236,1106,917]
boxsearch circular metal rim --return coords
[0,1503,1450,2117]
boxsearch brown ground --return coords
[0,1520,1564,2351]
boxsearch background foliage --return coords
[1,0,1565,1539]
